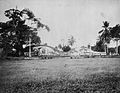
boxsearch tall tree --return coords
[0,8,50,57]
[98,21,111,55]
[68,35,76,47]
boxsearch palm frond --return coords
[98,30,103,34]
[103,21,109,27]
[45,25,50,32]
[37,21,50,31]
[21,8,35,19]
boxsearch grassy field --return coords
[0,58,120,93]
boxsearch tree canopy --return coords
[0,8,50,57]
[57,36,75,52]
[68,35,76,47]
[98,21,111,44]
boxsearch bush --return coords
[62,45,71,52]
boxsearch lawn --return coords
[0,58,120,93]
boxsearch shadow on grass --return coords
[0,72,120,93]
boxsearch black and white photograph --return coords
[0,0,120,92]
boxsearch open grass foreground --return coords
[0,58,120,93]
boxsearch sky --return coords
[0,0,120,47]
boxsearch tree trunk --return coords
[15,49,19,57]
[15,43,24,57]
[1,48,8,58]
[19,44,24,56]
[104,44,109,55]
[29,36,32,57]
[2,44,12,57]
[104,44,107,55]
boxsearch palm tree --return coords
[110,24,120,55]
[68,36,76,47]
[98,21,111,55]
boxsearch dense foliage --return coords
[0,8,49,57]
[62,45,71,52]
[57,36,75,52]
[93,40,105,52]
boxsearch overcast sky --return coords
[0,0,120,47]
